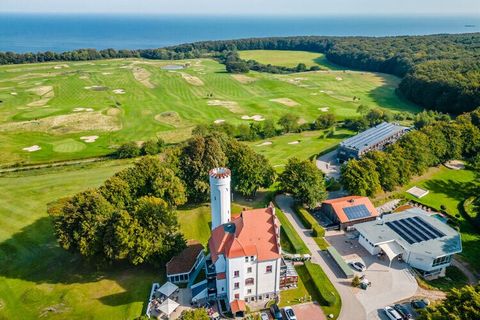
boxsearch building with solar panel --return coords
[321,196,380,230]
[355,208,462,278]
[337,122,409,162]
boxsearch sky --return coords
[1,0,479,16]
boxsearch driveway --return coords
[325,231,418,320]
[292,302,326,320]
[316,150,341,180]
[275,195,366,320]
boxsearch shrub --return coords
[352,275,360,287]
[312,224,325,237]
[116,141,141,158]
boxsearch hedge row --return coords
[304,261,339,307]
[275,206,311,254]
[294,205,325,237]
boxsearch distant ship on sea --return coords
[464,24,476,28]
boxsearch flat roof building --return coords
[355,208,462,279]
[321,196,380,230]
[337,122,409,162]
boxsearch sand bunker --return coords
[80,136,99,143]
[73,107,94,112]
[0,112,120,134]
[214,119,225,124]
[27,85,54,107]
[256,141,272,146]
[106,108,121,116]
[10,92,17,96]
[132,67,154,88]
[22,145,41,152]
[180,72,204,86]
[112,89,125,94]
[207,100,242,113]
[241,115,265,121]
[53,64,69,69]
[318,107,330,112]
[288,141,300,145]
[161,65,185,70]
[231,74,256,84]
[79,75,89,80]
[445,160,465,170]
[154,111,183,127]
[102,72,113,75]
[269,98,299,107]
[335,77,343,81]
[85,85,108,91]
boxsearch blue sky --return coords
[2,0,479,15]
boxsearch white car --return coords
[260,312,269,320]
[384,306,403,320]
[283,306,297,320]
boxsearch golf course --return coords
[0,50,418,166]
[0,50,422,319]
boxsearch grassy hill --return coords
[0,56,418,165]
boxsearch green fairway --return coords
[0,56,418,166]
[248,128,354,168]
[401,166,480,272]
[239,50,342,69]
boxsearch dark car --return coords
[394,304,413,319]
[411,299,428,309]
[270,303,283,319]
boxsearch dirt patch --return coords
[269,98,299,107]
[132,67,154,88]
[155,111,183,127]
[39,303,70,318]
[231,74,256,84]
[180,72,204,86]
[106,108,121,116]
[0,112,121,134]
[27,85,54,107]
[22,145,41,152]
[444,160,465,170]
[207,100,242,113]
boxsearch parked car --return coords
[411,299,429,309]
[283,306,297,320]
[384,306,403,320]
[349,261,366,272]
[270,304,283,319]
[394,303,413,319]
[260,311,270,320]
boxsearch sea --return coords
[1,14,479,53]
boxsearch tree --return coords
[279,158,327,208]
[295,63,307,72]
[365,151,399,192]
[141,138,165,155]
[227,140,275,198]
[340,159,381,196]
[99,176,132,209]
[278,113,300,133]
[180,309,209,320]
[343,118,369,132]
[225,60,249,73]
[261,119,277,138]
[116,141,141,158]
[314,113,336,130]
[357,104,370,115]
[178,135,227,203]
[417,284,480,320]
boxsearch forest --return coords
[1,33,479,113]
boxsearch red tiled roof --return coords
[230,300,246,313]
[209,204,281,263]
[322,196,379,223]
[166,240,204,275]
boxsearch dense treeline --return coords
[340,108,480,196]
[2,33,479,113]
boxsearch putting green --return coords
[52,139,87,153]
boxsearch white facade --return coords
[209,168,231,230]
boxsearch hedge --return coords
[304,261,339,307]
[295,204,326,237]
[275,205,311,254]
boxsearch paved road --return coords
[316,150,341,180]
[275,195,367,320]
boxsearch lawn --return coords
[248,128,354,168]
[238,50,342,69]
[417,266,469,292]
[0,56,418,166]
[401,166,480,272]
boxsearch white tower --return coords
[209,167,231,230]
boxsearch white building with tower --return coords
[205,167,282,316]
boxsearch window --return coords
[266,265,272,273]
[221,287,224,292]
[247,289,252,294]
[234,293,240,299]
[245,257,249,262]
[245,278,254,286]
[247,267,252,273]
[234,282,239,289]
[250,256,255,262]
[234,270,240,277]
[432,255,451,267]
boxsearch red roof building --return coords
[321,196,379,230]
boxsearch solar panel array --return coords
[344,204,371,220]
[386,216,446,245]
[339,122,408,152]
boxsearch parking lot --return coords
[325,230,418,320]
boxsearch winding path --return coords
[275,195,367,320]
